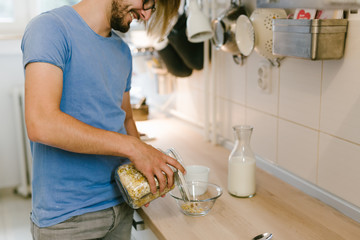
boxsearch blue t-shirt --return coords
[21,6,132,227]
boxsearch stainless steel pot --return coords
[212,0,247,55]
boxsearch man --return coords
[21,0,183,239]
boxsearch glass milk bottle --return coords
[228,125,256,198]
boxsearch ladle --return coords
[252,232,273,240]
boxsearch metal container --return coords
[212,0,247,55]
[272,19,348,60]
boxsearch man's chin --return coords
[113,24,130,33]
[118,27,130,33]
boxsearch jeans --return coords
[31,203,134,240]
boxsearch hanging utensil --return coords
[235,14,255,57]
[211,0,247,64]
[250,8,287,66]
[186,0,213,43]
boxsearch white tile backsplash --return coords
[279,58,322,129]
[318,133,360,207]
[278,119,318,184]
[216,51,246,105]
[246,53,279,115]
[321,20,360,145]
[246,108,278,164]
[168,11,360,209]
[175,80,205,124]
[217,98,246,141]
[187,68,205,91]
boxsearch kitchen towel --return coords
[167,13,204,70]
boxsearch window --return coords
[0,0,13,22]
[0,0,80,37]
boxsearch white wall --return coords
[0,39,24,188]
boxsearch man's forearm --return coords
[26,108,139,158]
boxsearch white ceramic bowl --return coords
[170,181,223,216]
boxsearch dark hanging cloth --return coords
[157,43,193,77]
[156,13,204,77]
[167,13,204,70]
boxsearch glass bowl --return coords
[170,181,223,216]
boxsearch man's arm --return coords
[25,62,184,193]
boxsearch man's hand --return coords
[129,141,185,195]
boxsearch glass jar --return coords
[115,148,188,209]
[228,125,256,198]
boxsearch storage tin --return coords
[272,19,348,60]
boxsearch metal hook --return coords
[233,54,244,65]
[267,58,281,67]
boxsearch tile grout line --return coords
[217,96,360,148]
[276,64,281,165]
[316,60,324,185]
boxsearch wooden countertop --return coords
[136,117,360,240]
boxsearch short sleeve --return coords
[21,12,70,71]
[125,56,132,92]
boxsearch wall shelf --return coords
[257,0,360,10]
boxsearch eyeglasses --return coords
[143,0,156,13]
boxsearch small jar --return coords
[115,148,187,209]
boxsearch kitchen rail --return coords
[135,117,360,240]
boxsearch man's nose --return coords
[139,9,152,21]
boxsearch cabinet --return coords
[131,211,158,240]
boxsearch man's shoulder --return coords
[27,6,73,29]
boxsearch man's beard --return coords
[110,0,131,33]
